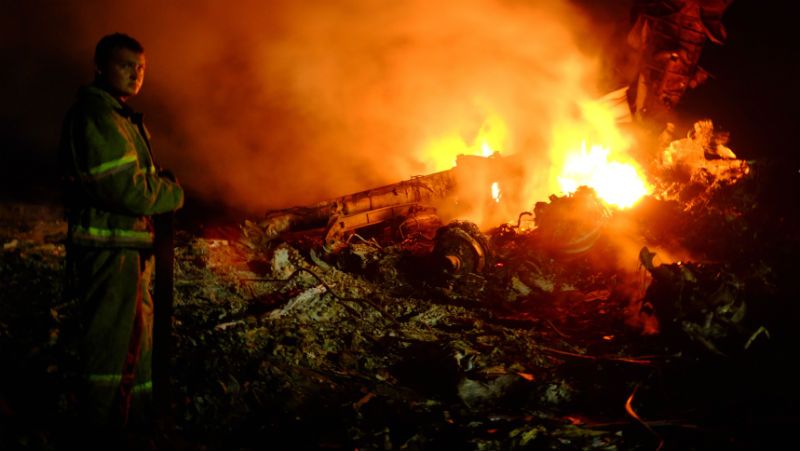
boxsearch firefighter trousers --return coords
[71,246,155,429]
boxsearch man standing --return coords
[59,33,183,437]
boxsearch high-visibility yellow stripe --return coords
[88,154,137,176]
[132,381,153,394]
[87,375,152,394]
[88,374,121,385]
[74,225,152,240]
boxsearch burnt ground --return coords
[1,158,800,451]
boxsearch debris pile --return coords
[1,121,798,450]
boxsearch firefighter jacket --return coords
[60,84,184,248]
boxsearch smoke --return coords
[3,0,616,214]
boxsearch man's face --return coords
[98,47,146,99]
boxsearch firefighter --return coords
[59,33,184,442]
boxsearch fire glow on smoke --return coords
[421,113,508,171]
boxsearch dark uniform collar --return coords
[117,103,144,125]
[81,84,144,124]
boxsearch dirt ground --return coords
[2,159,800,450]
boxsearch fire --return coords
[557,142,649,208]
[491,182,501,203]
[549,97,651,209]
[419,96,650,213]
[420,113,507,171]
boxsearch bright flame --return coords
[491,181,501,203]
[420,112,507,171]
[557,142,649,208]
[548,96,651,209]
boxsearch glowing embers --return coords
[556,142,650,209]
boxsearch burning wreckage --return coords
[208,106,779,448]
[170,116,757,447]
[2,114,776,450]
[244,116,755,354]
[1,112,778,451]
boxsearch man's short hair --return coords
[94,33,144,67]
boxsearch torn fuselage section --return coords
[259,153,523,254]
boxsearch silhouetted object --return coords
[152,212,175,421]
[628,0,733,122]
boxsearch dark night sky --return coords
[1,0,797,210]
[676,1,800,163]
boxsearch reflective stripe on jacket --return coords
[60,85,184,248]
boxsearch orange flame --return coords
[557,142,649,208]
[419,112,507,171]
[549,98,651,209]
